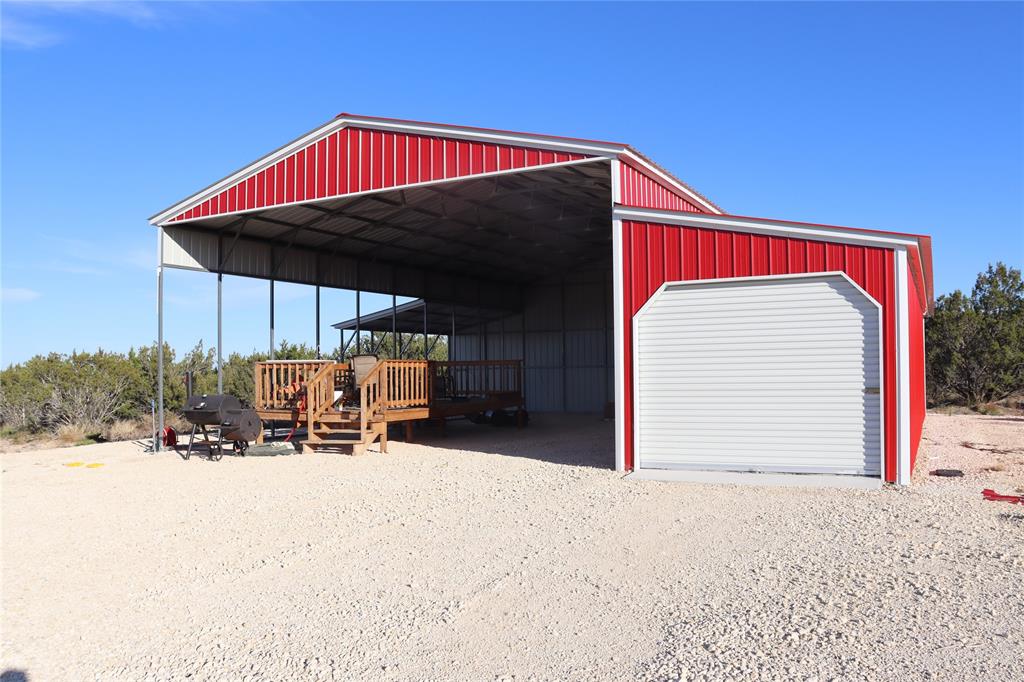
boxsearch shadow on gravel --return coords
[1,670,29,682]
[404,413,615,470]
[998,512,1024,524]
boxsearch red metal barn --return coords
[151,114,932,485]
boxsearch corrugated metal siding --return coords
[620,160,707,213]
[621,220,898,481]
[908,269,926,473]
[454,269,612,413]
[635,276,882,475]
[168,127,592,223]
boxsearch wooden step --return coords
[312,426,362,436]
[301,437,370,455]
[318,411,362,423]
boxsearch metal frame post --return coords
[269,279,275,360]
[315,284,321,359]
[450,306,455,361]
[423,300,428,360]
[355,288,361,355]
[156,226,165,452]
[392,294,397,359]
[217,272,223,394]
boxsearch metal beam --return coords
[269,278,276,359]
[315,284,321,359]
[156,227,165,452]
[217,273,223,393]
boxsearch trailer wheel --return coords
[233,440,248,457]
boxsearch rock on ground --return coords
[2,413,1022,681]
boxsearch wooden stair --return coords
[301,407,388,456]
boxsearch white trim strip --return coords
[613,206,923,252]
[894,247,912,485]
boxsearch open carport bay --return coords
[2,413,1022,681]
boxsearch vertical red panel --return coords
[254,171,265,208]
[274,160,286,204]
[245,176,257,209]
[883,249,897,482]
[326,134,338,196]
[526,148,540,167]
[284,155,296,203]
[227,186,237,213]
[395,134,407,186]
[539,150,554,165]
[360,131,371,190]
[647,224,664,297]
[681,227,699,279]
[407,135,420,184]
[665,227,682,281]
[698,229,716,279]
[315,138,327,198]
[498,145,511,170]
[622,222,635,471]
[864,248,885,304]
[826,242,844,271]
[266,166,276,206]
[444,139,457,178]
[432,138,445,179]
[734,233,752,277]
[807,241,826,272]
[769,237,788,275]
[788,240,807,274]
[348,129,360,192]
[514,146,528,169]
[383,132,395,188]
[716,231,734,278]
[631,224,648,313]
[471,142,484,175]
[484,144,498,173]
[845,245,865,289]
[371,131,383,189]
[306,142,318,197]
[751,234,770,275]
[421,137,433,181]
[456,141,470,176]
[295,150,306,202]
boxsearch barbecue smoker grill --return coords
[181,394,261,460]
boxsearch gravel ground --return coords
[2,413,1022,681]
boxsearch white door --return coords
[634,274,882,476]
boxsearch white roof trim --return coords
[614,206,923,252]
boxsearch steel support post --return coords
[217,272,223,393]
[156,227,165,452]
[269,279,275,360]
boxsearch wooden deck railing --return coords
[254,359,331,410]
[254,358,524,420]
[435,360,522,399]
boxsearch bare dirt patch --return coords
[2,413,1022,681]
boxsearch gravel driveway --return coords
[2,413,1022,681]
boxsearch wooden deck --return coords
[253,359,525,453]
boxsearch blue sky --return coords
[2,1,1021,366]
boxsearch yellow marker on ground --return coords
[64,462,84,467]
[85,463,104,468]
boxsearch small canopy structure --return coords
[330,298,512,359]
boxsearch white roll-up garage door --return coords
[634,274,882,477]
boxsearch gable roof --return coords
[149,113,722,225]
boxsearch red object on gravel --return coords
[982,489,1024,504]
